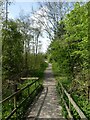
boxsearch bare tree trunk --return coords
[6,0,8,28]
[36,33,40,55]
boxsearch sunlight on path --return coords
[26,63,64,119]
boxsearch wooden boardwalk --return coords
[26,63,64,119]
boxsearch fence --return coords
[1,77,43,120]
[58,82,87,120]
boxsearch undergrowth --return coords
[52,61,90,119]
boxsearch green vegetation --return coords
[49,2,90,119]
[27,54,48,78]
[2,20,23,80]
[1,1,90,119]
[2,19,48,119]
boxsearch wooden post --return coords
[13,84,17,117]
[69,96,71,112]
[13,96,17,118]
[28,87,29,95]
[35,81,36,89]
[14,96,17,108]
[38,78,40,86]
[61,83,63,98]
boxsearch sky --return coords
[8,1,50,53]
[7,0,88,53]
[8,2,39,19]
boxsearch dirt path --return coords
[26,63,63,119]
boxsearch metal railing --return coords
[58,82,87,120]
[1,77,43,120]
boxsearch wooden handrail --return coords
[58,82,87,119]
[2,77,42,120]
[21,77,38,80]
[5,85,41,120]
[1,79,38,104]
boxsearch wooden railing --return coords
[58,82,87,120]
[1,77,43,120]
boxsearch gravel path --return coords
[26,63,63,120]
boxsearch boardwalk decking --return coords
[26,63,63,119]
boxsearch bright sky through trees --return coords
[8,1,50,53]
[7,0,88,53]
[13,0,89,2]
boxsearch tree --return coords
[49,2,89,98]
[2,20,23,81]
[33,2,74,39]
[64,2,88,79]
[17,13,32,73]
[87,1,90,102]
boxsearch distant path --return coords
[26,63,64,119]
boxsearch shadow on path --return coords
[26,63,64,120]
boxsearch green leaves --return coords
[2,20,23,80]
[64,3,88,77]
[50,2,89,118]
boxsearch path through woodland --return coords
[26,63,64,119]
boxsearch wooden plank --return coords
[60,83,87,119]
[21,77,38,80]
